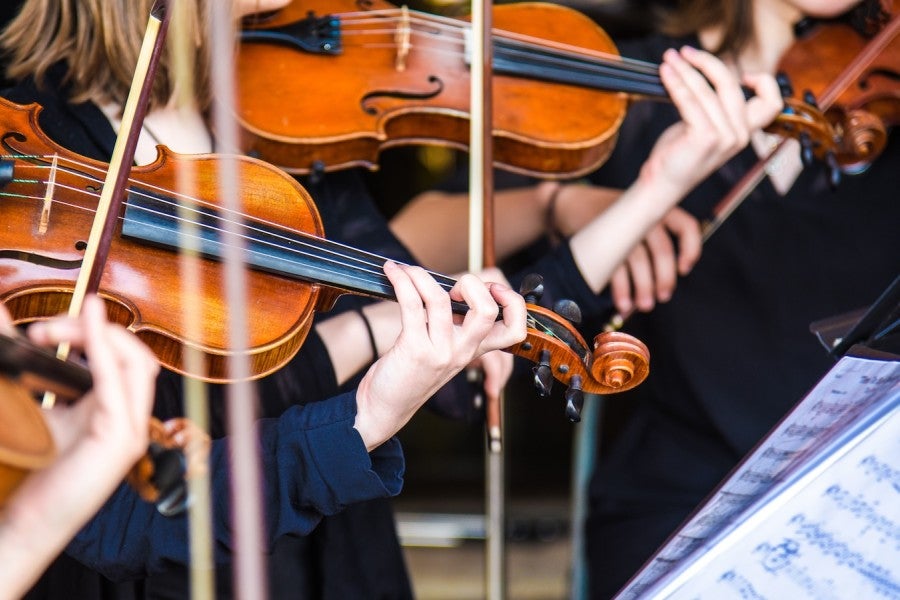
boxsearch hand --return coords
[638,46,782,197]
[610,207,702,315]
[0,302,13,333]
[26,295,158,462]
[0,296,159,598]
[462,267,514,411]
[353,261,526,450]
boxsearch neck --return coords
[698,0,803,74]
[101,100,213,165]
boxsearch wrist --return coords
[535,181,563,242]
[629,168,687,221]
[634,159,693,209]
[353,385,408,452]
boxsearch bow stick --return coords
[466,0,506,595]
[168,0,216,596]
[208,2,269,597]
[42,1,170,408]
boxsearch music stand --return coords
[613,278,900,599]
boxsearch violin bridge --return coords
[38,153,59,235]
[394,5,411,71]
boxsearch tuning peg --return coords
[775,71,793,98]
[309,160,326,185]
[0,159,12,188]
[565,375,584,422]
[803,90,818,109]
[552,298,582,325]
[149,443,189,516]
[799,132,815,167]
[533,349,553,397]
[826,152,841,189]
[519,273,545,304]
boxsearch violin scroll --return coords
[830,107,890,172]
[507,301,650,421]
[127,417,210,517]
[591,331,650,392]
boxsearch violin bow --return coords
[208,1,270,597]
[41,1,170,409]
[466,0,506,595]
[168,0,217,596]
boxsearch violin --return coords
[0,373,56,506]
[0,331,200,515]
[0,97,649,415]
[235,0,835,178]
[774,0,899,175]
[602,1,899,333]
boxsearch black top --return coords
[3,65,417,599]
[579,32,900,597]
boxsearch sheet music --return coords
[616,355,900,599]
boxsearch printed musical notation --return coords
[616,355,900,599]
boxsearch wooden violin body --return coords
[0,377,55,507]
[0,98,648,395]
[236,0,848,178]
[0,98,322,382]
[0,331,204,510]
[238,0,627,178]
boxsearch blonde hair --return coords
[0,0,221,112]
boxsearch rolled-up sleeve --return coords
[66,391,404,580]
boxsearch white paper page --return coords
[616,355,900,599]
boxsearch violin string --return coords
[328,36,664,95]
[2,160,557,335]
[2,185,444,301]
[2,158,459,295]
[350,11,657,73]
[338,26,661,79]
[333,7,636,64]
[334,10,661,73]
[5,177,421,289]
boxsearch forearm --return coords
[315,302,402,387]
[569,174,684,293]
[0,440,139,598]
[389,186,554,273]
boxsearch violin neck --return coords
[486,38,757,102]
[122,191,469,311]
[0,333,93,398]
[484,37,669,99]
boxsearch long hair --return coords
[0,0,220,112]
[659,0,890,57]
[659,0,754,56]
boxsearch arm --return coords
[393,48,782,306]
[389,180,623,275]
[569,46,780,292]
[65,262,527,580]
[0,296,157,598]
[66,391,404,581]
